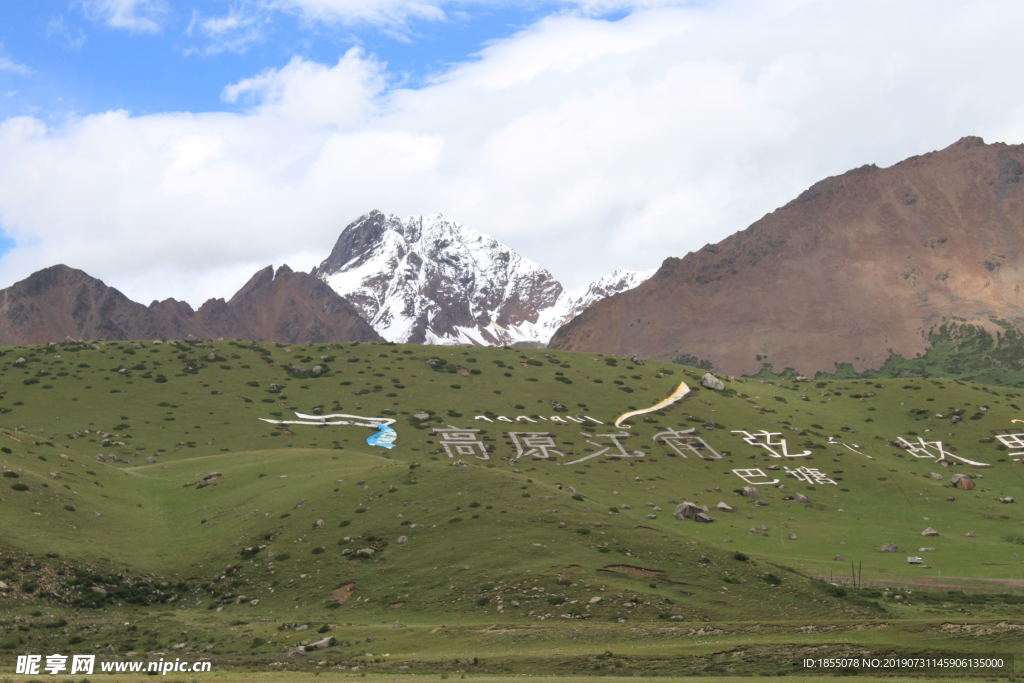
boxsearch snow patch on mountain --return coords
[544,268,655,330]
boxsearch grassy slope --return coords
[0,339,1022,676]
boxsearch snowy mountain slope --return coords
[526,268,655,343]
[311,211,651,345]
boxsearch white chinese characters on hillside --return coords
[895,436,991,467]
[731,430,810,458]
[994,432,1024,462]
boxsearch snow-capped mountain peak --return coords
[312,210,651,345]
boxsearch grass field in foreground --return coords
[0,339,1021,677]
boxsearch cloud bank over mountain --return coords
[1,1,1024,306]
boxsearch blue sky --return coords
[1,1,1023,305]
[0,0,565,118]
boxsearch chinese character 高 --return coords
[434,426,489,460]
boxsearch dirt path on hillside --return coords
[124,447,398,472]
[819,574,1024,590]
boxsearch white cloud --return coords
[3,0,1024,306]
[185,6,266,55]
[46,16,88,50]
[0,45,30,76]
[268,0,446,28]
[81,0,167,34]
[221,49,387,127]
[0,58,30,77]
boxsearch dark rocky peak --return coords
[312,211,391,276]
[12,264,109,297]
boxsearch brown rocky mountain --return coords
[193,264,384,343]
[550,137,1024,375]
[0,265,165,344]
[0,264,382,345]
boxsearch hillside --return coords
[0,339,1022,675]
[551,137,1024,376]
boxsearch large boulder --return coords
[674,501,714,522]
[951,474,975,490]
[701,373,726,391]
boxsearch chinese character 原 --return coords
[508,432,564,461]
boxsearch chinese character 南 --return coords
[731,468,780,486]
[994,432,1024,462]
[565,432,644,465]
[731,430,810,458]
[895,436,991,467]
[508,432,564,461]
[653,428,722,459]
[784,466,837,485]
[434,426,489,460]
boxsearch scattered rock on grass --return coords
[304,636,335,651]
[195,472,222,489]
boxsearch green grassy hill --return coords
[0,339,1022,677]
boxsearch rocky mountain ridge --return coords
[0,213,650,347]
[0,264,383,345]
